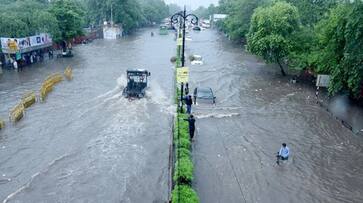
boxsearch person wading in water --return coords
[276,143,289,165]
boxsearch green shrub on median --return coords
[177,148,191,159]
[172,185,199,203]
[173,156,194,184]
[178,137,191,149]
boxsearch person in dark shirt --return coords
[184,115,196,140]
[184,95,193,114]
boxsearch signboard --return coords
[177,38,182,46]
[0,33,52,54]
[316,74,330,87]
[176,67,189,83]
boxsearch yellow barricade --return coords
[22,91,36,108]
[9,103,25,123]
[40,73,63,102]
[64,66,73,80]
[45,73,63,85]
[0,119,4,129]
[40,83,53,102]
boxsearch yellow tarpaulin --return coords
[176,67,189,83]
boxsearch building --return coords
[103,21,123,40]
[210,14,228,27]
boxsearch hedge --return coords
[172,32,199,202]
[173,156,194,184]
[172,185,199,203]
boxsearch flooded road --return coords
[1,27,363,203]
[187,30,363,202]
[0,29,175,202]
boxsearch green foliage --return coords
[172,185,199,203]
[84,0,169,33]
[218,0,269,41]
[0,0,82,42]
[288,26,317,70]
[247,1,300,75]
[173,157,194,184]
[312,2,363,97]
[193,4,217,19]
[0,0,59,38]
[178,137,191,149]
[50,0,84,42]
[177,148,191,159]
[168,3,182,16]
[286,0,338,26]
[139,0,168,24]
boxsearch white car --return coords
[191,60,203,65]
[190,55,203,65]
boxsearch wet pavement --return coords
[186,30,363,203]
[0,28,175,202]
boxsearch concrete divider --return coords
[22,91,36,108]
[64,66,73,80]
[9,103,25,123]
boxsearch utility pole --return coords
[111,4,113,25]
[170,6,199,113]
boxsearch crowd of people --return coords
[1,48,54,71]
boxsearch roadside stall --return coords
[0,33,53,69]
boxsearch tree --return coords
[50,0,84,42]
[139,0,169,24]
[0,0,60,38]
[247,1,300,76]
[215,0,269,42]
[312,2,363,97]
[286,0,338,26]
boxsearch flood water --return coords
[187,30,363,203]
[1,27,363,203]
[0,29,175,202]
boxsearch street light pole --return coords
[181,7,186,67]
[170,6,198,113]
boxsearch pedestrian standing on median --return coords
[184,114,196,141]
[184,95,193,114]
[185,82,189,95]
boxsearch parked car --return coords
[193,87,216,104]
[190,55,203,65]
[193,26,201,31]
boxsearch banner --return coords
[0,33,52,53]
[176,67,189,83]
[316,75,330,87]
